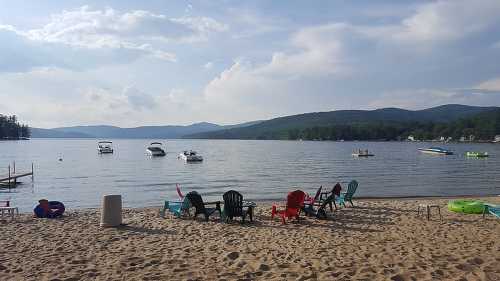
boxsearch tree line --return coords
[0,114,30,139]
[285,109,500,141]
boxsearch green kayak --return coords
[466,151,488,158]
[448,200,485,214]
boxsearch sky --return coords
[1,0,500,128]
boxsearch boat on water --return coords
[97,141,114,154]
[352,149,374,157]
[418,147,453,155]
[179,150,203,162]
[147,142,166,157]
[466,151,489,158]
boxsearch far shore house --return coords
[407,135,415,141]
[495,135,500,143]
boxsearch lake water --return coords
[1,139,499,212]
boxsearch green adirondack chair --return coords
[336,180,358,207]
[303,193,335,219]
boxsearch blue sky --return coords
[1,0,500,128]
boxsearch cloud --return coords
[475,77,500,92]
[203,62,213,69]
[123,86,156,110]
[393,0,500,42]
[0,6,229,68]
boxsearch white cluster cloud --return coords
[0,6,228,62]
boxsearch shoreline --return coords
[9,194,500,214]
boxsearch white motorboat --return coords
[97,141,114,154]
[147,142,166,157]
[418,147,453,155]
[179,150,203,162]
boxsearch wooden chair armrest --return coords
[204,201,221,205]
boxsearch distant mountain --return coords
[31,121,261,138]
[186,104,499,140]
[30,128,93,138]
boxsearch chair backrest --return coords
[223,190,243,217]
[181,196,192,210]
[344,180,358,200]
[286,190,306,209]
[332,183,342,196]
[186,191,205,213]
[311,186,323,204]
[176,184,184,199]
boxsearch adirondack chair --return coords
[223,190,252,222]
[271,190,306,224]
[304,186,322,207]
[483,204,500,219]
[319,183,342,211]
[336,180,358,207]
[166,196,192,218]
[186,191,222,221]
[162,184,186,217]
[303,193,335,219]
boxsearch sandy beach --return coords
[1,197,499,281]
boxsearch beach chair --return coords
[483,204,500,219]
[271,190,306,224]
[336,180,358,207]
[303,193,335,219]
[162,184,186,216]
[319,183,341,211]
[304,186,322,208]
[223,190,252,223]
[186,191,222,222]
[166,196,192,218]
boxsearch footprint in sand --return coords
[225,252,239,261]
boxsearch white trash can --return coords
[100,195,122,227]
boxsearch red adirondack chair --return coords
[271,190,306,224]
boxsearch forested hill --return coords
[186,105,500,141]
[0,114,30,139]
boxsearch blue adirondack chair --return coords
[164,196,191,218]
[483,204,500,219]
[336,180,358,207]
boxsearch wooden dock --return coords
[0,162,34,189]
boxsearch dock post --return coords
[32,163,34,181]
[13,161,16,174]
[8,165,11,190]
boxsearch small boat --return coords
[418,147,453,155]
[352,149,374,157]
[179,150,203,162]
[466,151,489,158]
[147,142,166,157]
[98,141,114,154]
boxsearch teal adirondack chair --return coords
[164,197,191,218]
[483,204,500,219]
[336,180,358,207]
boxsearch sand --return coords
[1,197,499,281]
